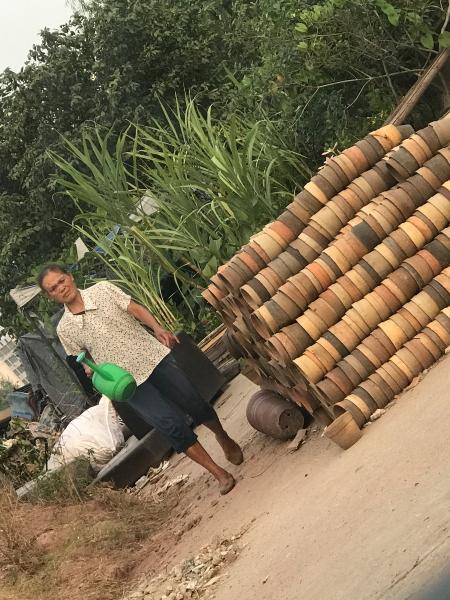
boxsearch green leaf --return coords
[375,0,400,26]
[295,22,308,33]
[297,41,308,50]
[439,31,450,49]
[420,31,434,50]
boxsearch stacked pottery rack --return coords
[202,117,450,447]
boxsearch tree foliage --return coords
[0,0,448,335]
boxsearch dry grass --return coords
[0,480,180,600]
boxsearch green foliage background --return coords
[0,0,449,335]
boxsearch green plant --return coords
[0,379,13,411]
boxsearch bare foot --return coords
[218,472,236,495]
[217,435,244,465]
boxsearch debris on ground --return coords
[369,409,386,422]
[287,428,308,453]
[124,535,242,600]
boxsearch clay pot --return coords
[398,221,426,250]
[390,354,415,381]
[287,198,315,224]
[359,378,390,409]
[311,173,340,197]
[414,289,441,319]
[347,390,377,419]
[371,328,397,356]
[421,326,447,354]
[318,165,346,192]
[278,281,308,311]
[338,359,363,388]
[324,412,363,449]
[362,335,391,364]
[356,138,384,163]
[320,287,347,315]
[382,360,411,391]
[277,210,305,237]
[304,181,329,206]
[342,145,370,172]
[430,117,450,146]
[352,222,383,253]
[378,320,408,349]
[401,137,431,164]
[294,354,326,384]
[293,189,323,214]
[343,309,372,338]
[418,202,448,232]
[408,214,436,241]
[370,125,401,150]
[390,312,418,340]
[416,126,441,154]
[375,366,403,396]
[427,239,450,268]
[398,180,426,209]
[428,318,450,347]
[414,332,442,362]
[403,300,431,328]
[252,232,284,261]
[269,220,298,244]
[331,153,359,181]
[396,346,424,377]
[408,173,436,202]
[241,279,271,309]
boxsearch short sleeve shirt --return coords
[57,281,169,385]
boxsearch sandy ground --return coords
[138,354,450,600]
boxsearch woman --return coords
[38,264,242,494]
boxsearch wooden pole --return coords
[384,49,449,126]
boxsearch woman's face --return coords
[41,270,78,304]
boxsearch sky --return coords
[0,0,73,72]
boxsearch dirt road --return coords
[138,354,450,600]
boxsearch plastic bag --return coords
[48,396,125,472]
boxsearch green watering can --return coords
[76,351,137,402]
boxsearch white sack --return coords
[48,396,125,472]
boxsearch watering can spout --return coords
[76,351,114,381]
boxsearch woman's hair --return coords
[37,264,69,290]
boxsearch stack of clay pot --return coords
[202,116,450,446]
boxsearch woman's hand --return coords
[154,326,179,349]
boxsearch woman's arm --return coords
[127,300,179,349]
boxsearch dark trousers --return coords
[117,355,217,453]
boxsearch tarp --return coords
[16,333,88,423]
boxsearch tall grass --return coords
[51,99,309,325]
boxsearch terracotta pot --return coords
[311,172,339,197]
[398,221,426,250]
[282,247,309,272]
[338,359,363,388]
[378,320,408,349]
[382,360,411,391]
[362,335,392,364]
[421,326,447,354]
[332,154,359,181]
[324,158,352,186]
[252,303,286,339]
[375,366,403,397]
[413,289,440,319]
[406,337,436,369]
[403,254,433,286]
[304,181,329,206]
[303,224,332,249]
[408,173,436,202]
[342,145,370,171]
[431,193,450,220]
[343,309,372,338]
[427,318,450,347]
[397,346,424,377]
[311,298,341,328]
[328,321,360,353]
[341,269,370,298]
[401,137,431,164]
[408,214,437,242]
[339,188,365,212]
[403,300,431,328]
[359,378,390,409]
[325,412,363,449]
[371,328,397,356]
[351,176,377,201]
[416,126,441,153]
[416,165,442,190]
[385,156,411,182]
[356,138,384,163]
[398,306,424,333]
[241,279,271,310]
[287,198,315,224]
[390,354,415,381]
[375,242,401,270]
[344,353,371,383]
[291,238,320,264]
[390,312,419,340]
[254,272,277,297]
[419,202,448,232]
[293,189,323,214]
[398,180,426,209]
[263,226,289,252]
[294,354,326,384]
[252,232,284,261]
[366,291,391,322]
[333,400,366,429]
[382,277,409,305]
[326,368,354,397]
[320,287,347,315]
[409,133,434,159]
[363,250,392,279]
[318,165,346,192]
[277,281,307,312]
[269,220,298,244]
[357,342,384,370]
[352,222,383,253]
[414,331,442,362]
[347,391,376,419]
[370,125,401,151]
[426,283,449,311]
[277,209,304,237]
[307,344,337,374]
[430,117,450,146]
